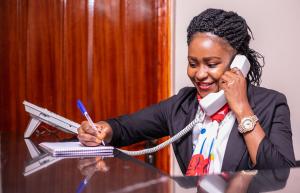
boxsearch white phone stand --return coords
[23,101,79,138]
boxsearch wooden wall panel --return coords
[0,0,16,130]
[0,0,28,131]
[26,0,64,113]
[92,0,126,119]
[124,0,160,111]
[0,0,170,174]
[63,0,89,122]
[154,0,171,174]
[121,0,171,172]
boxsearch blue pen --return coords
[77,100,105,146]
[76,170,95,193]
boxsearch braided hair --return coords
[187,8,264,86]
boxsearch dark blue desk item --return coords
[1,131,299,193]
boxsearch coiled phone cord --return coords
[118,116,202,156]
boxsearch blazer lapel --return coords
[222,83,256,171]
[221,120,246,171]
[174,90,198,172]
[184,100,198,166]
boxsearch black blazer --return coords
[107,85,296,174]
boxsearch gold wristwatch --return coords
[238,115,258,133]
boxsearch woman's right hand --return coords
[77,121,113,146]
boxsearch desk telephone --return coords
[23,55,250,156]
[120,54,250,156]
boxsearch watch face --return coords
[239,115,258,133]
[243,119,253,130]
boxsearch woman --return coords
[78,8,295,175]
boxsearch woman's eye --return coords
[189,62,197,68]
[207,64,217,68]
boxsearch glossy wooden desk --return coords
[1,131,172,193]
[1,131,299,193]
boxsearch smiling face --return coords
[187,32,236,98]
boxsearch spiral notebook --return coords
[39,142,114,157]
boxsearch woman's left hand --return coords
[219,68,253,121]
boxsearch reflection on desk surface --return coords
[23,138,63,176]
[1,131,300,193]
[173,167,293,193]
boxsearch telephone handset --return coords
[199,54,250,116]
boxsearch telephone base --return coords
[23,101,79,138]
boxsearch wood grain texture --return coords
[26,0,64,110]
[0,0,28,132]
[0,0,170,174]
[155,0,171,174]
[63,0,89,122]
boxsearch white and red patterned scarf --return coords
[186,94,235,176]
